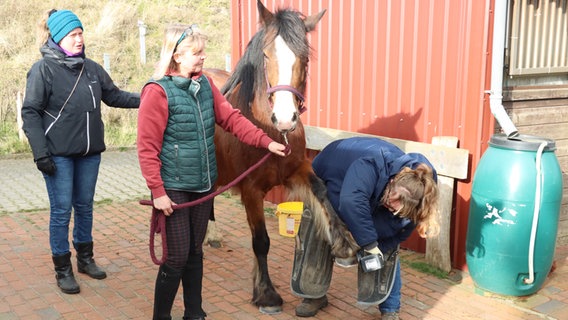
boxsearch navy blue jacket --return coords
[312,137,437,252]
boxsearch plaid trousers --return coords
[164,189,213,269]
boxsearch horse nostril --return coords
[292,112,298,122]
[272,113,298,132]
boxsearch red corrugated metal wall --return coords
[230,0,496,269]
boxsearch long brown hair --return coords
[36,9,56,48]
[380,163,440,238]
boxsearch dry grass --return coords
[0,0,230,155]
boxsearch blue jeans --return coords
[43,154,101,256]
[379,260,401,313]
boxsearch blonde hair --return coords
[36,9,55,48]
[381,163,440,238]
[152,23,208,80]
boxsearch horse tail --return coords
[287,172,360,259]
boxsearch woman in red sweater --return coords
[137,23,286,320]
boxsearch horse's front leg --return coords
[287,165,360,259]
[310,173,360,258]
[241,190,283,314]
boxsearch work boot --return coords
[74,241,107,279]
[52,252,80,294]
[381,311,400,320]
[295,295,328,317]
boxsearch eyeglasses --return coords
[384,186,404,215]
[175,24,199,48]
[388,203,404,215]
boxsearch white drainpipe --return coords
[488,0,519,138]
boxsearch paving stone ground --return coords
[0,150,566,319]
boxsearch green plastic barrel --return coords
[466,134,562,296]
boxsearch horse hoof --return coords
[258,305,282,315]
[208,240,222,248]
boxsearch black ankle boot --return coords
[182,253,207,319]
[74,241,107,279]
[153,264,182,320]
[52,252,80,294]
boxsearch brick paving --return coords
[0,150,566,319]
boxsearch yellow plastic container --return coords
[276,202,304,237]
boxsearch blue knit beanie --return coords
[47,10,83,44]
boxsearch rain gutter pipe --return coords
[488,0,519,138]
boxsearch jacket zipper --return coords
[88,85,96,109]
[174,144,179,181]
[83,113,90,156]
[83,85,96,155]
[193,82,211,189]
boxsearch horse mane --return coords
[221,7,313,116]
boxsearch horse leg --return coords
[308,173,360,258]
[204,201,223,248]
[241,190,283,313]
[286,164,360,259]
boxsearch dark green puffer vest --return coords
[152,75,217,192]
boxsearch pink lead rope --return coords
[140,144,291,265]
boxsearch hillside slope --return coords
[0,0,230,124]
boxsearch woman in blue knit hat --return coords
[21,9,140,294]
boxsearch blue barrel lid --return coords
[489,133,556,151]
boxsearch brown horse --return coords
[204,0,358,314]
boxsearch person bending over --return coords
[294,137,439,320]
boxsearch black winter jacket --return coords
[22,40,140,160]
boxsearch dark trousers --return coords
[152,189,212,319]
[164,189,212,269]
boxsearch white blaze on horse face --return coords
[272,35,298,132]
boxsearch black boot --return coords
[74,241,107,279]
[182,253,207,320]
[52,252,80,294]
[153,264,182,320]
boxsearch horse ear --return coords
[257,0,274,26]
[304,9,326,32]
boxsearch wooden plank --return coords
[513,122,568,141]
[509,105,568,126]
[425,136,457,273]
[304,125,470,180]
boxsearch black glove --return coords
[36,156,57,176]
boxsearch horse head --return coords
[258,1,325,133]
[221,2,325,135]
